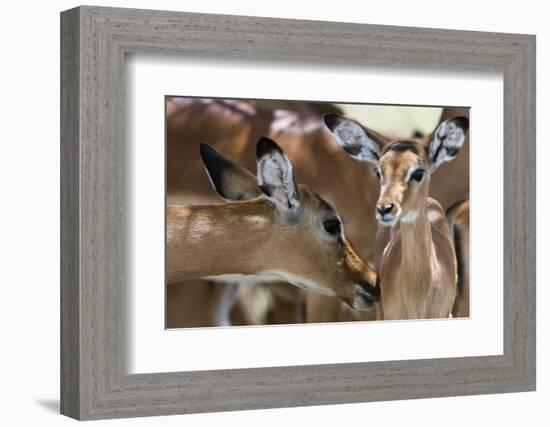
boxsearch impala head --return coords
[324,114,469,226]
[199,137,380,310]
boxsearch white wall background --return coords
[0,0,546,425]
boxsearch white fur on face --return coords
[405,163,423,183]
[377,215,399,227]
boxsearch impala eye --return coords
[410,169,425,182]
[374,168,381,180]
[323,218,341,235]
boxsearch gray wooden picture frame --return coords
[60,5,536,420]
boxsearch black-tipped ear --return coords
[323,113,344,131]
[323,114,385,164]
[256,137,284,159]
[451,116,470,133]
[428,116,469,171]
[200,143,261,201]
[255,137,300,210]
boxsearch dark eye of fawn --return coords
[374,169,381,180]
[410,169,425,182]
[323,219,341,235]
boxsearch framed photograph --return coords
[164,98,471,330]
[61,6,536,420]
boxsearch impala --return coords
[166,99,470,325]
[167,137,380,311]
[325,113,469,319]
[447,198,470,318]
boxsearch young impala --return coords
[324,113,469,319]
[167,137,380,311]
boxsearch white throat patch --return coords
[259,270,336,297]
[400,211,418,223]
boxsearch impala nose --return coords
[361,278,380,302]
[352,279,380,311]
[377,203,395,217]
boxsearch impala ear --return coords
[256,137,300,210]
[428,116,469,171]
[324,113,385,164]
[200,143,262,201]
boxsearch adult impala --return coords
[325,113,469,319]
[447,198,470,318]
[167,137,380,311]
